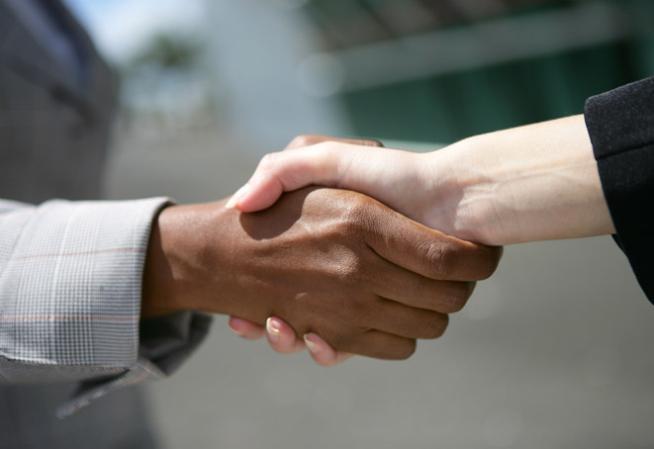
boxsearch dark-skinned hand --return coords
[142,187,501,360]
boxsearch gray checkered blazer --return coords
[0,0,211,447]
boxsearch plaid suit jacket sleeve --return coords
[0,197,212,417]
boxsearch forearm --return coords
[427,115,614,245]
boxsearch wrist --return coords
[142,205,184,318]
[428,116,614,245]
[141,201,236,318]
[420,141,495,243]
[432,135,524,245]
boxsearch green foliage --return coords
[129,34,202,71]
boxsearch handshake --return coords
[143,116,613,366]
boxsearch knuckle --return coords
[345,194,369,218]
[289,135,316,148]
[326,332,354,352]
[329,202,371,240]
[259,152,283,171]
[342,195,379,235]
[424,241,459,279]
[341,298,372,327]
[365,139,383,147]
[477,246,503,280]
[418,313,449,339]
[393,339,417,360]
[441,283,472,313]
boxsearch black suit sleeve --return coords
[584,77,654,303]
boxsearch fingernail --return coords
[303,334,319,354]
[266,317,281,343]
[225,183,250,209]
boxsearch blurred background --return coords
[63,0,654,447]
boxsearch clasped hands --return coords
[143,115,612,366]
[221,135,505,366]
[142,135,502,366]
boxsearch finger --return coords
[266,317,306,354]
[366,209,503,281]
[373,258,476,313]
[226,146,347,212]
[330,330,417,361]
[228,316,266,340]
[367,299,450,339]
[285,135,383,151]
[228,141,399,212]
[303,333,355,367]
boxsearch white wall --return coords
[204,0,352,155]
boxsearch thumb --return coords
[227,146,345,212]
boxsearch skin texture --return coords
[142,187,501,360]
[230,117,615,362]
[230,116,614,246]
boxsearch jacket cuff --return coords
[584,77,654,303]
[58,311,212,418]
[0,198,169,367]
[0,197,213,416]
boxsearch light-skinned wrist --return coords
[426,116,614,246]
